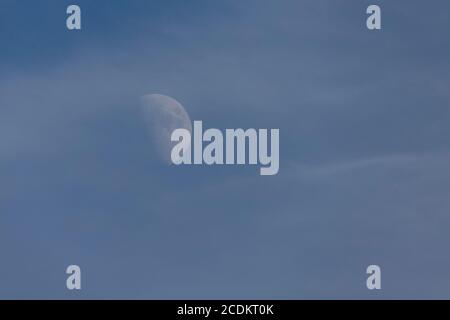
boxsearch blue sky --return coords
[1,0,450,299]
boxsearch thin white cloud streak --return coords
[289,152,450,179]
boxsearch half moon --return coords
[141,94,192,163]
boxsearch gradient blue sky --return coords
[1,0,450,299]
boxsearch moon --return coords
[141,94,192,163]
